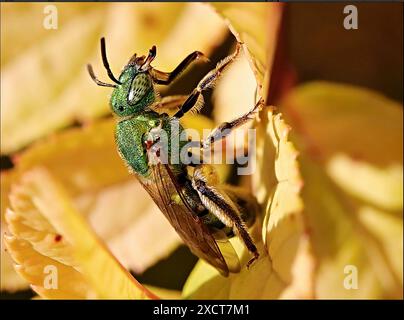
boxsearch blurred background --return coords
[1,2,402,299]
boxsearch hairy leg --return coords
[191,165,259,268]
[174,43,242,118]
[201,98,264,149]
[150,95,188,114]
[150,51,208,85]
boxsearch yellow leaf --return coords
[282,82,403,167]
[1,171,29,291]
[209,4,282,152]
[0,249,28,292]
[4,167,157,299]
[183,111,307,299]
[210,3,283,96]
[183,3,308,299]
[327,154,402,212]
[183,233,286,299]
[279,235,316,299]
[358,206,403,286]
[144,285,181,300]
[256,110,306,286]
[212,50,258,151]
[1,3,228,153]
[282,82,403,298]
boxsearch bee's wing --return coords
[212,231,241,273]
[140,163,240,276]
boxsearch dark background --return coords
[288,2,403,103]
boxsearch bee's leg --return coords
[201,98,264,149]
[150,95,188,114]
[150,51,209,85]
[174,43,242,119]
[191,165,259,268]
[221,185,260,228]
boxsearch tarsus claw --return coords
[246,252,259,269]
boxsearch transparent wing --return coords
[211,228,241,273]
[140,163,240,276]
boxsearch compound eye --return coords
[128,73,151,105]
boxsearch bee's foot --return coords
[196,51,210,63]
[246,252,259,269]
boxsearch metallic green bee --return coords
[88,38,263,276]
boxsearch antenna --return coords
[87,64,117,88]
[100,37,122,85]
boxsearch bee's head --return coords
[87,38,156,117]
